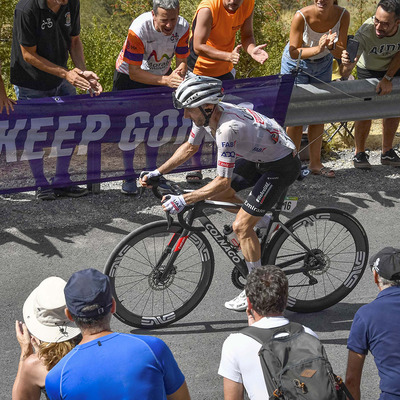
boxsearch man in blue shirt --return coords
[45,268,191,400]
[346,247,400,400]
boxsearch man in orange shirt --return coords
[188,0,268,79]
[185,0,268,183]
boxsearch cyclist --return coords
[140,75,301,311]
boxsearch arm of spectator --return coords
[12,321,42,400]
[288,12,327,59]
[240,12,268,64]
[69,36,102,96]
[166,381,191,400]
[0,72,15,115]
[328,9,350,59]
[128,64,183,88]
[223,378,244,400]
[20,44,91,91]
[340,49,357,79]
[376,51,400,96]
[345,350,365,400]
[192,8,239,63]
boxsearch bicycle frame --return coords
[157,183,336,287]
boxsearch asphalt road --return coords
[1,166,400,399]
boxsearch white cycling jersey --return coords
[188,102,296,178]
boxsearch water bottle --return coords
[223,224,240,249]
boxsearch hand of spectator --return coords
[166,71,185,88]
[0,91,16,115]
[82,70,103,96]
[250,44,269,64]
[326,29,337,49]
[318,34,329,53]
[174,63,187,79]
[65,68,91,91]
[377,78,392,96]
[15,321,33,361]
[246,308,255,326]
[229,45,242,64]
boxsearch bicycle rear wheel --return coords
[265,208,368,312]
[104,221,214,329]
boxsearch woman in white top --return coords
[12,277,80,400]
[281,0,350,178]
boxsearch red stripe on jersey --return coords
[218,161,235,168]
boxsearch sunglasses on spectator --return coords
[373,16,394,29]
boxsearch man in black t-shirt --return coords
[10,0,102,200]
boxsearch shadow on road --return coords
[1,165,400,258]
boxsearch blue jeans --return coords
[280,43,333,84]
[14,80,77,187]
[14,80,76,100]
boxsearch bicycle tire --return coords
[104,220,215,329]
[265,208,369,313]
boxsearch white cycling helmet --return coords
[173,75,224,109]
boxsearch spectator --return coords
[10,0,102,200]
[345,247,400,400]
[186,0,269,183]
[12,277,80,400]
[281,0,349,178]
[342,0,400,169]
[113,0,189,195]
[218,265,317,400]
[0,63,16,115]
[45,268,191,400]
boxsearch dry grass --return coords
[327,120,400,150]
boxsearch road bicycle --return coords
[104,178,369,329]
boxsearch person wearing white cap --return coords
[12,276,80,400]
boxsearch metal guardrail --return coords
[284,77,400,126]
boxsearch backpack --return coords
[241,322,354,400]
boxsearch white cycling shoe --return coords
[224,290,247,311]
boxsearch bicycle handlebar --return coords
[140,175,241,232]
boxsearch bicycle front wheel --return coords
[104,221,214,329]
[265,208,369,312]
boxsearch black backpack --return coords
[241,322,354,400]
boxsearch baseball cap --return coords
[64,269,112,318]
[23,277,80,343]
[369,247,400,280]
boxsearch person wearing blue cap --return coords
[345,247,400,400]
[45,268,191,400]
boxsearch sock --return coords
[246,259,261,274]
[255,214,271,229]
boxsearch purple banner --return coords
[0,74,294,194]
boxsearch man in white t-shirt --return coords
[218,265,317,400]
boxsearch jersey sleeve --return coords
[216,123,238,178]
[175,28,189,59]
[218,334,243,383]
[144,336,186,395]
[14,9,37,47]
[123,30,145,66]
[347,309,369,355]
[188,123,207,146]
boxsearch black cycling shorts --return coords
[231,153,301,216]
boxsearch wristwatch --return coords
[383,74,393,82]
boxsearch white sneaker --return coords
[224,290,247,311]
